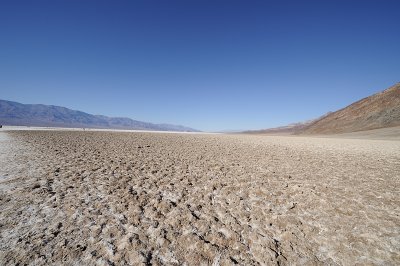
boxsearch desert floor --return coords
[0,130,399,265]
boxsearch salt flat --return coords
[0,130,399,265]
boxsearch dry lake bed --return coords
[0,130,399,265]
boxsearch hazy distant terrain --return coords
[244,114,331,135]
[247,83,400,135]
[0,99,199,132]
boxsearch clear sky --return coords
[1,0,399,131]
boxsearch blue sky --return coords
[1,0,399,131]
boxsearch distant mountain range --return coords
[0,100,199,132]
[246,82,400,135]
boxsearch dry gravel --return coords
[0,130,399,265]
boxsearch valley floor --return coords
[0,130,399,265]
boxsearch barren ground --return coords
[0,130,399,265]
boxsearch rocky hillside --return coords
[0,99,199,132]
[302,83,400,134]
[246,83,400,135]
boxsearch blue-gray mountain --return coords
[0,99,199,132]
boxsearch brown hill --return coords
[244,83,400,135]
[301,83,400,134]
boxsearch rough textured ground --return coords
[319,126,400,141]
[0,130,399,265]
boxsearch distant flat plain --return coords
[0,127,399,265]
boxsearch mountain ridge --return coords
[245,83,400,135]
[0,99,199,132]
[301,83,400,134]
